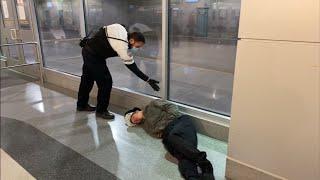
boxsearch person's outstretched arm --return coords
[106,24,160,91]
[125,63,160,91]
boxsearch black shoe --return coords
[187,176,200,180]
[198,160,215,180]
[200,173,215,180]
[96,111,115,119]
[77,104,96,112]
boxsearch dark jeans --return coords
[77,48,113,113]
[162,115,212,179]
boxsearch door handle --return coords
[10,29,17,40]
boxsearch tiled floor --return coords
[1,70,227,180]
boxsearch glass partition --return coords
[168,0,241,115]
[34,0,83,75]
[34,0,241,116]
[85,0,162,97]
[16,0,32,30]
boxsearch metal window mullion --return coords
[80,0,87,37]
[29,0,45,84]
[161,0,169,100]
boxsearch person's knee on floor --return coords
[165,133,204,161]
[167,135,215,180]
[163,125,214,180]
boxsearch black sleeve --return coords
[125,63,149,81]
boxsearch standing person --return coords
[77,23,160,119]
[124,100,215,180]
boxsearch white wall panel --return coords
[228,39,320,180]
[238,0,320,42]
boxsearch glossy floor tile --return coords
[1,71,227,180]
[1,117,118,180]
[0,70,37,89]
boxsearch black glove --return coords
[147,79,160,91]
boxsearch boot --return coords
[77,104,96,112]
[198,160,215,180]
[96,111,115,119]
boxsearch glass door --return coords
[1,0,21,67]
[0,0,38,67]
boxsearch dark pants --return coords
[162,115,212,179]
[77,48,113,113]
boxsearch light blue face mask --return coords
[130,47,139,53]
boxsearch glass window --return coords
[16,0,32,29]
[168,0,241,116]
[85,0,162,97]
[34,0,83,75]
[33,0,240,116]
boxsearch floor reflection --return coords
[1,72,227,180]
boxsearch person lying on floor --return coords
[124,99,215,180]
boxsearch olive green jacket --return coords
[142,99,182,137]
